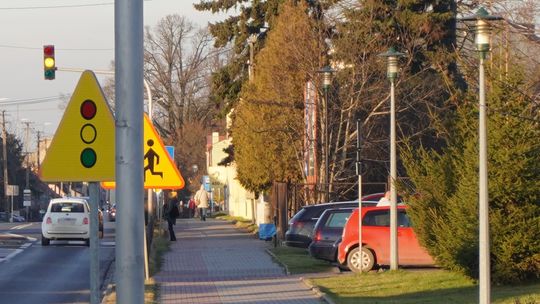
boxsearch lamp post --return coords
[318,66,334,202]
[378,47,405,271]
[459,8,502,304]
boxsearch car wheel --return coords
[41,235,50,246]
[347,246,375,273]
[85,239,90,247]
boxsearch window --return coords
[324,212,351,228]
[363,210,390,226]
[51,202,85,213]
[398,211,411,227]
[362,210,411,227]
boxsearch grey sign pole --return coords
[115,0,145,303]
[89,182,100,304]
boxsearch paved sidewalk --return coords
[154,218,324,304]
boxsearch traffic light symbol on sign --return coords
[39,70,115,182]
[43,45,56,80]
[80,99,97,168]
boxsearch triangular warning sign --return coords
[101,114,185,190]
[39,70,115,182]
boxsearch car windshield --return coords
[51,202,85,213]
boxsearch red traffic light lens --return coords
[44,45,54,56]
[81,99,97,120]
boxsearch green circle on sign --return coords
[80,148,97,168]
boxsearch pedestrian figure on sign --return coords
[194,185,209,221]
[144,139,163,181]
[163,193,180,241]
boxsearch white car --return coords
[41,197,103,246]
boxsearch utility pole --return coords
[115,0,145,302]
[2,111,8,214]
[22,120,32,220]
[36,131,41,170]
[22,120,32,189]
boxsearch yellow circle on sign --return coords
[44,57,55,68]
[80,124,97,144]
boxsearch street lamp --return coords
[459,7,502,304]
[317,65,334,202]
[378,46,405,271]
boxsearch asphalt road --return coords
[0,219,115,304]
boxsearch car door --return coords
[397,210,434,265]
[362,209,391,264]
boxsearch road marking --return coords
[0,249,22,263]
[11,223,33,230]
[3,233,23,238]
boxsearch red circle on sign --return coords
[81,99,97,120]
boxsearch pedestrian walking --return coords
[188,196,196,218]
[163,193,180,241]
[194,185,209,221]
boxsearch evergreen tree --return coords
[194,0,327,113]
[1,134,25,211]
[231,1,321,192]
[402,64,540,283]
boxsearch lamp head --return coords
[317,65,335,89]
[459,7,503,56]
[378,47,405,80]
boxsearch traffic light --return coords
[43,45,56,80]
[80,99,97,168]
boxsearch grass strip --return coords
[268,245,335,274]
[216,214,259,234]
[309,270,540,304]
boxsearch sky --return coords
[0,0,226,150]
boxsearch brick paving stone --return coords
[155,218,323,304]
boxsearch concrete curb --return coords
[100,258,115,304]
[264,248,291,275]
[301,278,336,304]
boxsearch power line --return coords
[0,95,69,106]
[0,0,152,10]
[0,2,114,10]
[0,44,113,51]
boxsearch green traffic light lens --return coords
[80,148,97,168]
[44,70,55,80]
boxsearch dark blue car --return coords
[308,207,355,262]
[285,199,378,248]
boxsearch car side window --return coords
[362,210,390,226]
[398,211,411,227]
[324,212,351,228]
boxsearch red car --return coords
[337,205,434,272]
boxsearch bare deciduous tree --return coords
[144,14,223,140]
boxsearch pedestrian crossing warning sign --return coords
[39,70,115,182]
[101,114,185,190]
